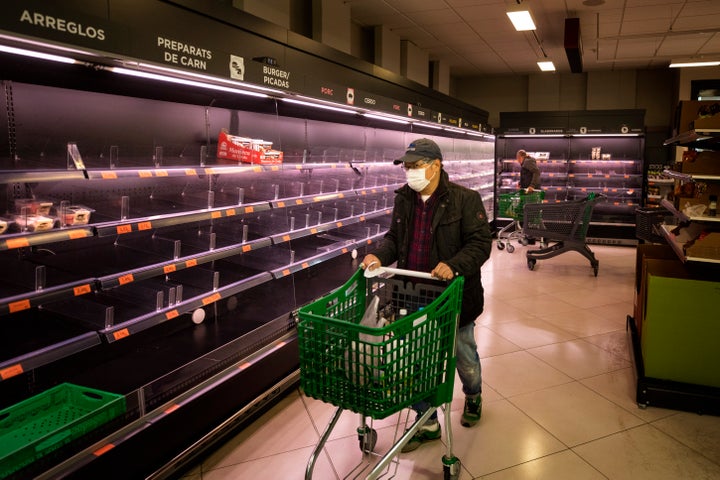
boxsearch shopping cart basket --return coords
[298,267,464,480]
[496,190,545,253]
[522,193,605,276]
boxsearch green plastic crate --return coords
[297,269,463,419]
[0,383,126,477]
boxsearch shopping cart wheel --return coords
[358,427,377,453]
[496,241,505,251]
[520,236,529,246]
[527,258,536,271]
[442,455,461,480]
[506,243,515,253]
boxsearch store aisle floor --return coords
[180,244,720,480]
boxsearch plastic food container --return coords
[61,205,94,226]
[14,215,55,232]
[14,199,53,216]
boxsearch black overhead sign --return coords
[0,0,488,132]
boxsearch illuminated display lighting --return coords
[0,44,76,64]
[110,67,269,98]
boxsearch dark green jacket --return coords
[372,170,492,327]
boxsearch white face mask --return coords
[405,166,434,192]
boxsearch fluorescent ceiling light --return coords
[537,60,556,71]
[669,60,720,68]
[0,44,76,64]
[110,67,268,98]
[507,10,536,31]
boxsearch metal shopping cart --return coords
[522,193,605,276]
[496,190,545,253]
[298,267,464,480]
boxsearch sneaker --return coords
[401,420,441,453]
[461,395,482,427]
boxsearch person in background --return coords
[516,149,541,192]
[361,138,492,452]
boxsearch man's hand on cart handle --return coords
[360,254,381,271]
[431,262,457,281]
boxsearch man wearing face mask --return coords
[361,138,492,452]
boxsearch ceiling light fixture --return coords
[507,2,536,31]
[669,59,720,68]
[537,60,556,71]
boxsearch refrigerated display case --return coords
[0,2,494,477]
[495,130,645,245]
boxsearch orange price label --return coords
[185,169,197,176]
[301,262,309,269]
[116,224,132,234]
[244,206,254,213]
[9,299,31,313]
[163,264,177,274]
[360,190,367,195]
[138,221,152,231]
[185,259,198,268]
[202,293,221,305]
[295,199,303,205]
[282,269,291,276]
[310,228,318,234]
[282,235,291,242]
[242,245,252,252]
[277,201,286,208]
[155,170,168,177]
[360,216,366,221]
[93,444,115,457]
[113,328,130,340]
[342,248,348,253]
[118,274,134,285]
[238,362,252,371]
[270,165,280,171]
[73,284,92,296]
[338,193,345,198]
[68,229,88,239]
[6,238,30,249]
[101,171,118,179]
[226,208,236,216]
[138,170,153,178]
[165,310,179,320]
[164,404,180,414]
[252,166,263,172]
[336,222,343,227]
[0,364,24,380]
[211,211,221,219]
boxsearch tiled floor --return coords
[180,244,720,479]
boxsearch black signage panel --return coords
[0,0,488,132]
[0,0,129,53]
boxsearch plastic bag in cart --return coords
[345,295,385,384]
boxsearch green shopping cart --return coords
[298,267,464,479]
[496,190,545,253]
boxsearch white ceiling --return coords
[346,0,720,76]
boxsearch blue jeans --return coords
[414,321,482,421]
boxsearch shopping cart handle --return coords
[363,264,436,280]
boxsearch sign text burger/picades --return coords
[19,9,105,40]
